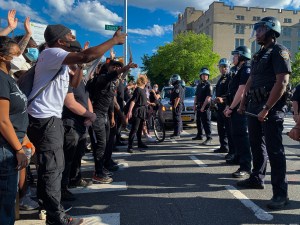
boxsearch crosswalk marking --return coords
[81,162,129,172]
[225,185,273,221]
[70,182,127,194]
[15,213,120,225]
[82,152,131,161]
[189,156,207,167]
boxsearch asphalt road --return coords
[16,115,300,225]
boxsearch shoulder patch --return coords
[280,50,290,61]
[246,68,251,74]
[175,89,179,93]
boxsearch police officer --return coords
[193,68,212,145]
[237,17,291,210]
[224,46,252,178]
[170,74,184,139]
[214,59,234,156]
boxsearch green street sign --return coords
[105,25,120,31]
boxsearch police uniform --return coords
[215,73,234,153]
[170,83,184,136]
[195,80,212,140]
[226,63,251,173]
[246,43,291,198]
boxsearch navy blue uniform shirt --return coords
[195,81,212,104]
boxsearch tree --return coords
[291,51,300,87]
[141,32,220,87]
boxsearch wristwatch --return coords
[262,104,270,111]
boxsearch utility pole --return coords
[124,0,128,65]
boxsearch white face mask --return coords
[153,87,158,92]
[10,54,26,71]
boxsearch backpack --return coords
[17,66,62,106]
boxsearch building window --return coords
[236,15,245,20]
[282,41,291,49]
[284,18,292,23]
[235,38,244,48]
[282,27,292,37]
[253,16,261,21]
[236,25,245,34]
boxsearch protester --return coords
[26,24,127,225]
[0,36,35,224]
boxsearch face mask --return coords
[66,40,82,52]
[10,55,26,70]
[154,88,158,91]
[25,48,39,62]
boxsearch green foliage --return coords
[291,51,300,87]
[141,32,220,87]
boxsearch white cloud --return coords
[101,0,300,14]
[128,25,172,36]
[44,0,123,36]
[0,0,46,23]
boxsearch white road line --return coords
[81,162,129,172]
[170,139,178,143]
[191,151,224,158]
[189,156,207,167]
[225,185,273,221]
[187,144,219,149]
[181,130,189,135]
[70,182,127,194]
[15,213,120,225]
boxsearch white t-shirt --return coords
[27,48,70,118]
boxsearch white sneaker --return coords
[19,195,39,210]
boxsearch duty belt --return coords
[248,87,269,104]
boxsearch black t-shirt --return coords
[170,84,184,105]
[62,80,89,133]
[228,63,250,102]
[132,87,148,119]
[149,90,160,103]
[251,43,292,91]
[93,71,119,114]
[0,70,28,144]
[195,81,212,103]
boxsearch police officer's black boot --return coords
[267,196,289,210]
[192,135,203,140]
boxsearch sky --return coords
[0,0,300,77]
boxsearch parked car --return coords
[160,86,196,125]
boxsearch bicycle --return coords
[146,106,165,142]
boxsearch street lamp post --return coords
[124,0,128,65]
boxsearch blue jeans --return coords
[0,143,18,225]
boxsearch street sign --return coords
[105,25,120,31]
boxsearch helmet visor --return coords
[249,22,270,41]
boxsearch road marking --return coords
[181,130,189,135]
[225,185,273,221]
[187,144,219,149]
[15,213,120,225]
[170,139,178,143]
[191,151,224,158]
[189,156,207,167]
[82,152,131,160]
[70,182,127,194]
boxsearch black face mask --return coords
[65,40,82,52]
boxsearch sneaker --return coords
[200,138,212,145]
[92,174,113,184]
[237,178,265,189]
[214,148,228,153]
[192,136,203,140]
[69,179,93,188]
[103,168,114,177]
[267,196,289,210]
[61,189,76,201]
[170,135,180,139]
[232,169,250,178]
[106,164,119,172]
[138,143,148,148]
[46,215,83,225]
[19,195,39,210]
[127,147,134,153]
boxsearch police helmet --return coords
[170,74,181,85]
[231,46,251,60]
[254,17,281,38]
[181,80,186,87]
[218,58,230,67]
[199,68,210,76]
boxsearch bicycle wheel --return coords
[153,116,165,142]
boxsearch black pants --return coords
[105,122,116,167]
[216,108,234,153]
[61,126,86,188]
[172,105,182,136]
[248,104,288,198]
[91,112,110,176]
[196,109,212,139]
[230,111,252,172]
[128,116,144,147]
[27,116,65,222]
[115,114,123,144]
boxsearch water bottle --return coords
[23,142,33,164]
